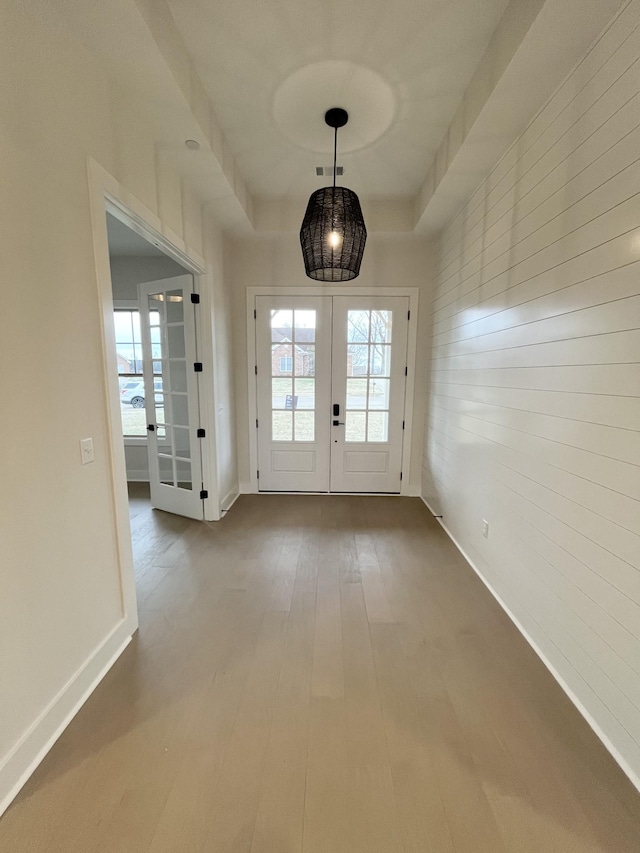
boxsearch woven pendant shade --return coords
[300,186,367,281]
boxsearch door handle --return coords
[332,420,345,426]
[147,424,155,431]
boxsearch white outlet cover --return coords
[80,437,94,465]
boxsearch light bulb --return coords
[328,230,342,249]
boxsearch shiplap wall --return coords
[422,0,640,786]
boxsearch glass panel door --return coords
[330,296,409,493]
[138,276,204,519]
[256,296,331,491]
[254,294,409,493]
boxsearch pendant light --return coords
[300,108,367,281]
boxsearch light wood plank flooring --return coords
[1,488,639,852]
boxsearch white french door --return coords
[138,276,204,520]
[255,294,409,493]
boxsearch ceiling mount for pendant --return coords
[299,107,367,282]
[324,107,349,129]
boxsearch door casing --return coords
[246,286,419,495]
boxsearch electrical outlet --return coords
[482,519,489,538]
[80,438,94,465]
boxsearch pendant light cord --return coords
[333,126,338,189]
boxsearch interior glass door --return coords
[138,276,204,519]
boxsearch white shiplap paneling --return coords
[423,0,640,788]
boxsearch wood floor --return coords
[1,488,639,852]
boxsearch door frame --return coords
[246,285,419,495]
[87,158,220,629]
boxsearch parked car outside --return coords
[120,379,163,408]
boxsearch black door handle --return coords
[147,424,155,431]
[332,420,346,426]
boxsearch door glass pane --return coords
[272,378,292,409]
[367,412,388,442]
[172,394,189,426]
[295,378,315,409]
[169,360,188,393]
[299,344,315,377]
[272,411,292,441]
[293,310,316,343]
[347,344,368,376]
[273,344,292,374]
[346,378,366,409]
[347,310,370,343]
[158,454,174,486]
[370,311,392,343]
[176,460,193,490]
[294,347,313,377]
[271,309,292,340]
[370,345,391,377]
[345,411,366,442]
[368,378,390,409]
[166,291,184,323]
[148,301,162,323]
[174,426,191,460]
[167,325,185,357]
[294,411,314,442]
[155,394,167,423]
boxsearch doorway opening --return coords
[105,209,206,521]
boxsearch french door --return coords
[138,275,204,520]
[255,294,409,492]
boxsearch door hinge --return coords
[404,366,408,376]
[255,365,258,375]
[256,418,259,429]
[190,293,200,304]
[200,489,208,500]
[407,309,411,320]
[257,470,260,479]
[400,472,403,481]
[254,309,257,319]
[194,362,203,372]
[402,420,405,430]
[197,428,206,438]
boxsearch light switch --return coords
[80,438,94,465]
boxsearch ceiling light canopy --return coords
[300,108,367,281]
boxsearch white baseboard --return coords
[124,470,149,482]
[220,488,241,514]
[0,618,135,818]
[419,495,640,793]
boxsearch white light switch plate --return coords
[80,437,94,465]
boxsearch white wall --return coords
[0,0,236,812]
[423,0,640,786]
[109,253,186,301]
[205,213,238,510]
[226,231,431,494]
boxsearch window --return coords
[279,356,293,373]
[115,309,156,437]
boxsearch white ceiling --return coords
[164,0,511,202]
